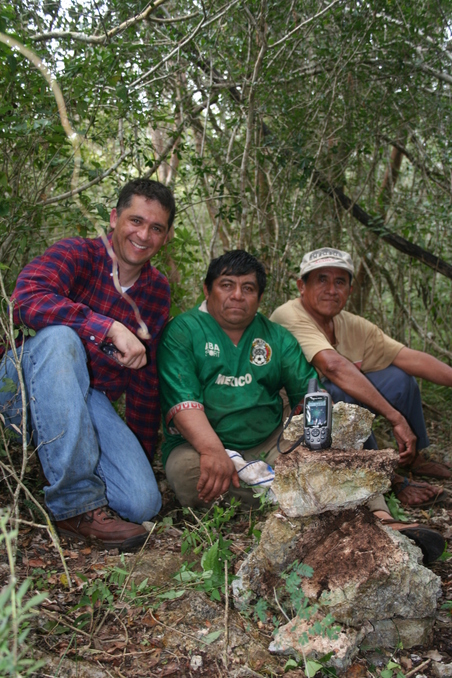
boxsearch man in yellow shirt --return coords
[271,247,451,508]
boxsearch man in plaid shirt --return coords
[0,178,175,550]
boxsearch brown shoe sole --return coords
[56,527,148,552]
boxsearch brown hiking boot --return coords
[56,507,148,551]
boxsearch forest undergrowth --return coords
[1,384,452,678]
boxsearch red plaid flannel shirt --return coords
[10,234,170,460]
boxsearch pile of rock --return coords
[233,404,442,671]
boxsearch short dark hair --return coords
[116,178,176,229]
[204,250,267,298]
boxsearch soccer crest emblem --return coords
[250,338,272,366]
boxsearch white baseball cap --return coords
[299,247,354,278]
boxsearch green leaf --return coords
[284,658,299,671]
[254,598,268,622]
[157,589,185,600]
[174,569,203,583]
[203,630,222,644]
[306,659,324,677]
[0,377,17,394]
[44,621,71,634]
[386,662,401,670]
[201,541,220,573]
[96,204,111,223]
[138,577,150,591]
[116,84,128,103]
[75,571,88,582]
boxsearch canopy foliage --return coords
[1,0,452,357]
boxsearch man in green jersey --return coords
[157,250,317,507]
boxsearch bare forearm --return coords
[393,347,452,386]
[318,357,403,425]
[172,409,239,502]
[172,409,225,456]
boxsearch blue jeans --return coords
[0,326,161,522]
[322,365,430,451]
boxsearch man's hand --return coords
[197,449,240,503]
[107,320,147,369]
[391,414,417,465]
[172,409,241,503]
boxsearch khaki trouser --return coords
[165,422,289,508]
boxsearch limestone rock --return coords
[269,618,370,672]
[361,617,434,650]
[284,402,375,451]
[272,447,398,517]
[432,662,452,678]
[233,509,441,632]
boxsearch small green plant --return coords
[385,492,410,522]
[172,501,242,601]
[280,561,338,639]
[0,509,47,676]
[274,562,340,677]
[61,555,159,634]
[380,660,404,678]
[180,499,239,555]
[439,542,452,561]
[175,536,235,601]
[69,573,115,632]
[441,599,452,612]
[253,598,269,623]
[284,652,336,676]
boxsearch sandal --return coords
[377,515,445,564]
[399,452,451,480]
[393,476,446,508]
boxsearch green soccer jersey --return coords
[157,304,317,466]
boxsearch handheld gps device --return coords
[303,378,332,450]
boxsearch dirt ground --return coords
[1,411,452,678]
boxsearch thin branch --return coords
[0,458,72,587]
[129,16,207,90]
[273,586,291,623]
[148,11,201,23]
[223,560,229,670]
[185,507,214,546]
[36,151,131,206]
[130,0,242,90]
[380,134,450,195]
[405,660,431,678]
[417,62,452,85]
[30,0,168,44]
[268,0,342,50]
[239,5,268,248]
[313,170,452,280]
[148,610,223,647]
[380,267,452,361]
[40,609,92,638]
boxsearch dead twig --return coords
[405,659,431,677]
[148,610,222,647]
[223,559,229,670]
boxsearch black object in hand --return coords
[100,341,121,357]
